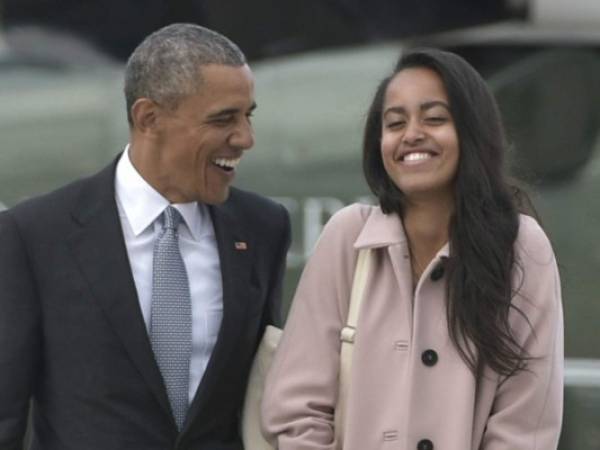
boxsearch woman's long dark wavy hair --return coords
[363,48,531,377]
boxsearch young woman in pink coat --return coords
[262,49,563,450]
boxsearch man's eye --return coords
[212,116,233,125]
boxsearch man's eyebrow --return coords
[207,102,257,119]
[383,100,450,118]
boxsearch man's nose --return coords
[229,119,254,150]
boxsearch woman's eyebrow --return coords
[383,106,406,117]
[383,100,450,118]
[420,100,450,112]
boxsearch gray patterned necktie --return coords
[150,206,192,431]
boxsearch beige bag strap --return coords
[335,248,372,447]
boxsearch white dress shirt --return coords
[114,146,223,403]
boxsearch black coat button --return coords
[417,439,434,450]
[421,349,438,366]
[430,263,444,281]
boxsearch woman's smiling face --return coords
[380,66,460,203]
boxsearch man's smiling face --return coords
[149,63,256,204]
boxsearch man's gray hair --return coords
[124,23,246,126]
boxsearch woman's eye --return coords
[425,116,447,124]
[386,120,405,129]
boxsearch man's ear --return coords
[130,98,160,134]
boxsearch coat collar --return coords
[353,206,407,249]
[180,196,256,432]
[67,157,176,424]
[353,205,450,258]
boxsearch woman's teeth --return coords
[403,152,432,163]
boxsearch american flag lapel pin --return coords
[234,241,248,251]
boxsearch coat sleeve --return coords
[481,216,564,450]
[261,203,292,330]
[261,205,366,450]
[0,211,40,450]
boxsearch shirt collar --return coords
[115,145,209,240]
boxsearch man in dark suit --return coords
[0,23,290,450]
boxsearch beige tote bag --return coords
[241,248,373,450]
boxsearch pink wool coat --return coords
[262,203,563,450]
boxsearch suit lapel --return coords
[182,199,255,429]
[65,161,173,423]
[67,165,258,431]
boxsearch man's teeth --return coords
[213,157,241,169]
[403,152,432,162]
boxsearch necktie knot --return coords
[163,206,183,231]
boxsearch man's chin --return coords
[200,187,230,205]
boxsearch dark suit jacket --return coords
[0,158,291,450]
